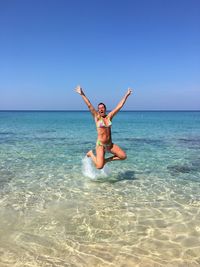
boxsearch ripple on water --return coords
[178,137,200,149]
[167,164,195,175]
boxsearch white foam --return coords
[82,156,110,179]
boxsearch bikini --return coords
[96,116,112,149]
[96,116,112,128]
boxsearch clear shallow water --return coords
[0,111,200,267]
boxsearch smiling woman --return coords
[75,85,132,169]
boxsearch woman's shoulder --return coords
[106,115,112,121]
[95,114,101,120]
[94,113,101,122]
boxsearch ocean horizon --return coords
[0,110,200,266]
[1,109,200,111]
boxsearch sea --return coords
[0,111,200,267]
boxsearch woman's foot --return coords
[86,150,93,157]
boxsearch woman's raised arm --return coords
[75,85,98,117]
[108,88,132,119]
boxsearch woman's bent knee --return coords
[121,153,127,160]
[96,164,104,169]
[96,162,104,169]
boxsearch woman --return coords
[75,85,132,169]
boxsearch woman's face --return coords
[98,104,106,117]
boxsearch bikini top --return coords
[96,116,112,128]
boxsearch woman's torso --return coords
[95,115,112,144]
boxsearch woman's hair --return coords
[98,102,107,110]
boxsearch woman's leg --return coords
[87,145,105,169]
[105,144,127,163]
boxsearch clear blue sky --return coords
[0,0,199,110]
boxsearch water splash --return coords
[82,156,110,179]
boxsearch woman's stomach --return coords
[97,131,112,144]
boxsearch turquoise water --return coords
[0,111,200,266]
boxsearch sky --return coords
[0,0,199,110]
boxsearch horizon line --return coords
[0,109,200,112]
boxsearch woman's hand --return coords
[126,88,132,96]
[75,85,84,95]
